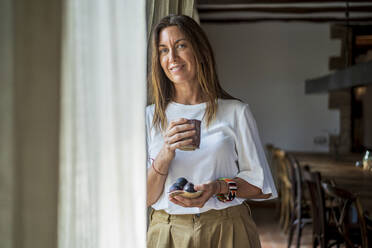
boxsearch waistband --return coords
[150,201,251,225]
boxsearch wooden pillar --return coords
[328,24,353,154]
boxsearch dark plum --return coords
[175,177,188,188]
[183,182,196,193]
[169,184,183,192]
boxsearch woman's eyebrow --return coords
[175,38,186,43]
[159,38,187,47]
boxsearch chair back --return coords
[287,154,305,222]
[274,149,292,194]
[273,149,293,232]
[302,166,327,247]
[322,182,369,248]
[286,154,313,248]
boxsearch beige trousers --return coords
[147,202,261,248]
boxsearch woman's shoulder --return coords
[146,104,155,125]
[146,104,155,114]
[218,98,249,113]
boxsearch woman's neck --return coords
[172,82,205,105]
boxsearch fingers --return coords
[169,196,188,207]
[163,138,193,153]
[194,184,208,192]
[194,181,213,192]
[169,138,194,150]
[168,184,215,208]
[163,119,196,151]
[169,195,205,208]
[167,123,195,138]
[167,129,196,144]
[167,118,189,132]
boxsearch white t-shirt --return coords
[146,99,277,215]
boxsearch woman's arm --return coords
[209,177,271,199]
[147,118,196,207]
[233,177,271,199]
[168,177,270,208]
[147,148,173,207]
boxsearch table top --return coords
[292,152,372,213]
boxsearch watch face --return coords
[226,181,237,189]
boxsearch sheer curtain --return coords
[58,0,147,247]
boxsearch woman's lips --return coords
[169,64,184,73]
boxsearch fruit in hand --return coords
[168,178,202,199]
[169,184,183,192]
[175,177,188,187]
[184,182,196,193]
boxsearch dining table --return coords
[292,152,372,213]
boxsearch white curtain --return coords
[58,0,147,247]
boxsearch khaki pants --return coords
[147,202,261,248]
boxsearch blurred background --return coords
[1,0,372,247]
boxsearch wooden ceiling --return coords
[199,0,372,3]
[197,0,372,23]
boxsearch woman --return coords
[146,14,277,248]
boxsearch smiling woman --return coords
[158,27,197,86]
[146,14,277,248]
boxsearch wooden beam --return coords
[305,61,372,94]
[356,35,372,46]
[200,16,372,23]
[198,6,372,14]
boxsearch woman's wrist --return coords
[214,181,221,194]
[151,159,168,176]
[216,178,238,202]
[160,144,175,162]
[219,180,229,194]
[152,149,172,176]
[214,180,228,194]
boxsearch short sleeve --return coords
[235,104,278,200]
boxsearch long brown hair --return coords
[149,14,236,131]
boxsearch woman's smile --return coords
[169,64,184,73]
[158,26,197,85]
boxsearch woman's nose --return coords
[169,48,178,62]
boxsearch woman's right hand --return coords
[159,118,196,163]
[147,118,197,207]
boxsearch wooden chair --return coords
[364,213,372,246]
[286,154,312,248]
[274,149,293,233]
[302,166,345,248]
[322,182,369,248]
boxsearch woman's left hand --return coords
[169,181,219,208]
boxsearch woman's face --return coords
[158,26,197,86]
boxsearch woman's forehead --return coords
[159,26,187,44]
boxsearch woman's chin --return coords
[170,78,197,85]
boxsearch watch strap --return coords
[216,178,237,202]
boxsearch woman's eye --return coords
[159,48,168,54]
[177,44,186,49]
